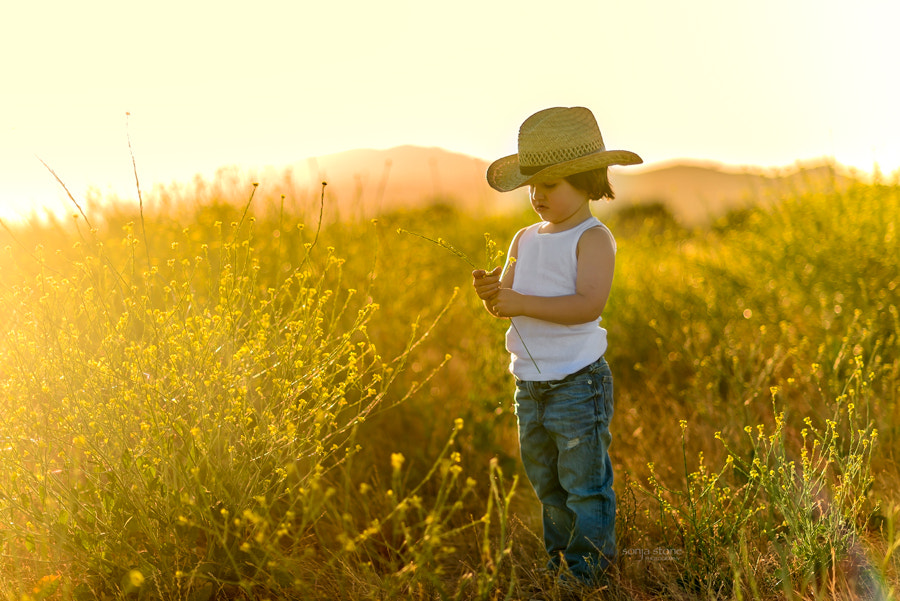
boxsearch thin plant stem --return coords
[397,228,476,269]
[508,320,540,374]
[311,181,327,251]
[36,157,93,231]
[233,182,259,241]
[297,181,327,272]
[125,112,151,269]
[397,228,540,374]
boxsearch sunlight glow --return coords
[1,0,898,220]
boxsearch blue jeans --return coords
[514,356,616,583]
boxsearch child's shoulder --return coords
[508,222,542,258]
[513,222,541,240]
[578,221,617,254]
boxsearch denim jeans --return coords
[514,356,616,583]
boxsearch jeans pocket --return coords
[542,381,594,439]
[598,375,614,424]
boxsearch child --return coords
[472,106,641,585]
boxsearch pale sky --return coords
[2,0,898,222]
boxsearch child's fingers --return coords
[474,276,499,289]
[472,266,503,304]
[474,281,499,296]
[473,273,500,292]
[474,276,499,287]
[473,279,500,301]
[473,266,502,280]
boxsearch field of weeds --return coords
[1,172,898,600]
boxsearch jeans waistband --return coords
[566,356,605,380]
[516,356,607,387]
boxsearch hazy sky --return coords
[2,0,898,221]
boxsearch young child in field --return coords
[472,106,641,585]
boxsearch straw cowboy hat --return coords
[486,106,642,192]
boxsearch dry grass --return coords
[0,171,897,600]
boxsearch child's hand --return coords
[491,288,525,318]
[472,266,503,302]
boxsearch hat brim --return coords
[486,149,643,192]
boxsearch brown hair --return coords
[564,168,614,201]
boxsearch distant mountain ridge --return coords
[273,146,854,226]
[612,160,853,225]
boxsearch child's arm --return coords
[472,228,522,318]
[491,227,615,325]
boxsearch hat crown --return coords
[485,105,641,192]
[517,107,606,173]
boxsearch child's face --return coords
[529,179,591,225]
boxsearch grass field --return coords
[0,171,898,600]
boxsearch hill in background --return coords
[612,160,854,225]
[266,146,855,226]
[123,145,855,228]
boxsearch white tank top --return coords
[506,216,615,381]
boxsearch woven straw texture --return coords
[487,107,641,192]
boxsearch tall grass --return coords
[0,170,897,600]
[0,196,512,599]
